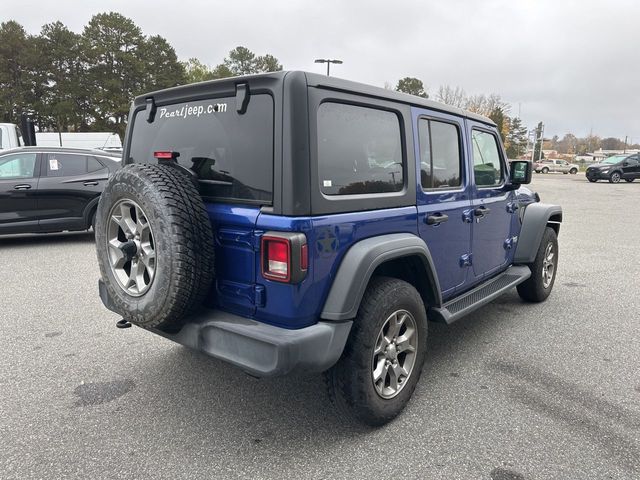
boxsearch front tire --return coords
[570,168,578,174]
[324,277,428,426]
[609,172,621,183]
[542,167,549,174]
[588,177,597,183]
[517,227,558,302]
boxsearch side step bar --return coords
[428,265,531,324]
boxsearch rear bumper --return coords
[99,280,352,377]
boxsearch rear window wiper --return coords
[197,179,233,186]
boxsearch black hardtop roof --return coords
[0,146,122,159]
[135,70,496,127]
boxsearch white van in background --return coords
[34,132,122,150]
[0,123,122,151]
[0,123,24,149]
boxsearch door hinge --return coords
[506,202,519,213]
[459,253,473,267]
[503,236,519,250]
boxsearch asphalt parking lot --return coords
[1,173,639,480]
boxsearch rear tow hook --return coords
[116,319,132,329]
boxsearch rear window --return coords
[128,94,274,204]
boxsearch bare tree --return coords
[435,85,466,108]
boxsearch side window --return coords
[88,157,105,172]
[418,119,462,189]
[418,118,462,189]
[626,155,639,165]
[0,153,37,179]
[471,130,504,187]
[318,102,404,196]
[46,154,89,177]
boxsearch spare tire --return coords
[95,163,214,330]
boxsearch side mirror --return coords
[508,160,532,186]
[623,162,629,166]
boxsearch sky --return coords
[5,0,640,140]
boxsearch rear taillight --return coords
[261,232,308,283]
[154,151,179,160]
[264,237,290,280]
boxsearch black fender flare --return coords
[320,233,442,321]
[514,202,563,264]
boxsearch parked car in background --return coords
[0,147,121,235]
[585,153,640,183]
[534,159,579,174]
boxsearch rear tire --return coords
[95,163,214,330]
[570,168,578,174]
[517,227,558,303]
[324,277,428,426]
[542,167,549,174]
[588,177,597,183]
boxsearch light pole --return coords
[314,58,343,76]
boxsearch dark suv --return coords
[585,153,640,183]
[95,72,562,425]
[0,147,121,235]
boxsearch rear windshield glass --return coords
[128,94,274,204]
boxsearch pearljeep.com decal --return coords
[158,103,228,120]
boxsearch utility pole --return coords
[314,58,343,76]
[537,123,545,163]
[624,135,628,153]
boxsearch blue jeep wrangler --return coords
[96,71,562,425]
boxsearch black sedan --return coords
[0,147,121,235]
[585,153,640,183]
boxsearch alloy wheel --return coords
[106,199,157,297]
[371,309,418,399]
[542,242,556,289]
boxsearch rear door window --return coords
[45,153,91,177]
[317,102,404,195]
[128,94,274,204]
[418,119,462,189]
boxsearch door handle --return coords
[474,206,491,217]
[83,181,99,187]
[13,184,31,190]
[426,213,449,225]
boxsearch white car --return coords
[534,159,579,174]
